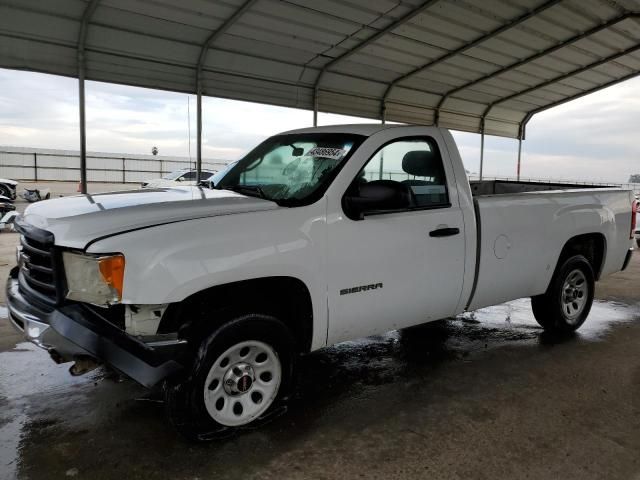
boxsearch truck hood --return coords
[22,187,279,249]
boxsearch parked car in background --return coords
[198,161,238,189]
[0,178,18,200]
[141,168,216,188]
[7,124,636,439]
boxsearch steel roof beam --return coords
[77,0,100,195]
[520,69,640,133]
[435,13,639,124]
[195,0,257,182]
[482,43,640,118]
[312,0,441,125]
[196,0,257,82]
[381,0,563,117]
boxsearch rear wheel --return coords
[636,238,640,249]
[531,255,594,333]
[164,313,295,441]
[0,185,10,198]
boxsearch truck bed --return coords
[470,179,616,196]
[466,186,633,311]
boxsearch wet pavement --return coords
[0,245,639,479]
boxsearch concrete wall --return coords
[0,146,229,183]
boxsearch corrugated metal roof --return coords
[0,0,639,138]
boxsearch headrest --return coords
[402,150,437,177]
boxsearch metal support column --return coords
[76,0,100,195]
[194,0,256,181]
[196,83,203,183]
[313,87,318,127]
[516,137,522,181]
[78,61,87,194]
[479,119,485,180]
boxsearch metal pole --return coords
[78,64,87,194]
[76,0,99,195]
[196,84,203,183]
[517,137,522,181]
[313,87,318,127]
[479,120,485,181]
[187,96,192,169]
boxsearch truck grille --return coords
[18,233,61,307]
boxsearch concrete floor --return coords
[0,199,638,479]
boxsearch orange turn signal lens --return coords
[98,255,125,299]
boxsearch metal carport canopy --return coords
[1,0,640,179]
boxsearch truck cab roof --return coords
[281,123,432,137]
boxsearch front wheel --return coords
[531,255,594,333]
[164,314,295,441]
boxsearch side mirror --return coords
[342,180,412,220]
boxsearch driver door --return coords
[326,135,466,345]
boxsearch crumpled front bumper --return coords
[6,268,186,387]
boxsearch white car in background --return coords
[198,161,238,189]
[141,168,216,189]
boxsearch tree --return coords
[629,174,640,183]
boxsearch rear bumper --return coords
[6,268,186,387]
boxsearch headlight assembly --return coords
[63,252,125,306]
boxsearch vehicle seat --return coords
[400,150,447,205]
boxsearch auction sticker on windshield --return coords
[306,147,345,160]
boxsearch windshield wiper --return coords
[225,185,268,200]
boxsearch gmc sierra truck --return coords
[6,124,636,439]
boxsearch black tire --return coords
[0,184,10,198]
[636,238,640,249]
[164,313,296,441]
[531,254,594,333]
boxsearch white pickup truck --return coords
[6,124,636,439]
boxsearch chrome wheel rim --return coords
[562,269,588,324]
[203,340,281,427]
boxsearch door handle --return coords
[429,227,460,237]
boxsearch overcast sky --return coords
[0,68,638,184]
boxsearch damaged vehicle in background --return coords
[0,178,18,200]
[5,124,636,440]
[21,187,51,203]
[0,195,16,232]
